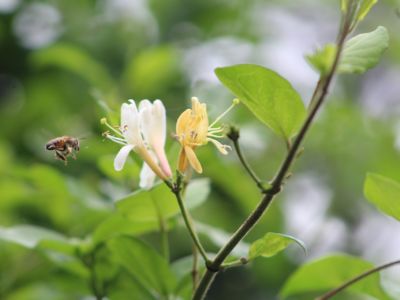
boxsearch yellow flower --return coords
[176,97,238,173]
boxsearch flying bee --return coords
[45,136,80,165]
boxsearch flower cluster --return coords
[102,99,171,189]
[102,97,237,188]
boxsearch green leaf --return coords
[0,225,67,249]
[116,179,210,222]
[107,237,177,297]
[364,173,400,221]
[248,232,306,260]
[184,178,211,209]
[306,44,337,75]
[215,64,306,139]
[280,254,391,300]
[357,0,378,21]
[338,26,389,74]
[92,213,160,245]
[0,225,77,256]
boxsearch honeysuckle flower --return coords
[176,97,238,174]
[101,99,172,189]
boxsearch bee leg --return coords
[71,149,78,160]
[67,146,77,160]
[55,150,68,165]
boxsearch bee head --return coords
[45,143,55,150]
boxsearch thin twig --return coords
[316,259,400,300]
[221,257,248,270]
[169,179,210,263]
[227,128,266,192]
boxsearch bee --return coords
[45,136,80,165]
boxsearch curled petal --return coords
[184,145,202,173]
[114,144,135,171]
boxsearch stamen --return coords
[104,134,127,145]
[207,133,224,138]
[208,127,224,134]
[208,138,231,155]
[101,117,125,137]
[208,98,239,129]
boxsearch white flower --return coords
[102,99,172,189]
[139,99,172,178]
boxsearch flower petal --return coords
[138,99,151,112]
[176,109,191,137]
[155,147,172,177]
[140,99,166,148]
[114,144,135,171]
[121,100,142,146]
[139,161,157,190]
[178,147,188,173]
[151,99,166,145]
[184,145,202,173]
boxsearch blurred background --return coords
[1,0,400,299]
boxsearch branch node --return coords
[206,261,220,273]
[263,185,282,195]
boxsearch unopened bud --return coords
[227,126,240,141]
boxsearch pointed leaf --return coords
[248,232,306,260]
[364,173,400,221]
[357,0,378,21]
[215,64,306,139]
[306,44,337,75]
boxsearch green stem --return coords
[170,182,210,262]
[193,8,353,300]
[228,130,265,192]
[315,259,400,300]
[192,245,200,291]
[221,257,248,270]
[151,196,169,260]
